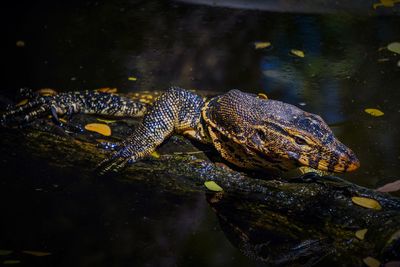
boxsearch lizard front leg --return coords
[96,87,205,175]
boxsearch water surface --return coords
[1,1,400,266]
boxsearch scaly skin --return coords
[1,87,360,175]
[1,90,147,125]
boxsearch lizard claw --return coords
[95,152,134,176]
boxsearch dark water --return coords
[1,0,400,266]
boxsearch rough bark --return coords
[1,114,399,266]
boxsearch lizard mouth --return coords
[296,152,360,173]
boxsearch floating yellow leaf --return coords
[84,123,112,136]
[16,99,28,107]
[151,151,160,159]
[363,257,381,267]
[373,0,400,8]
[355,229,368,240]
[128,77,137,81]
[204,181,223,192]
[0,250,12,256]
[96,118,116,124]
[365,108,384,117]
[16,40,25,47]
[254,42,271,49]
[3,260,21,265]
[352,196,382,210]
[22,251,51,257]
[257,93,268,99]
[387,42,400,54]
[290,49,305,58]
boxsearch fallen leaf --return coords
[355,229,368,240]
[22,251,51,257]
[204,181,224,192]
[151,151,160,159]
[16,40,25,47]
[363,257,381,267]
[388,42,400,54]
[16,99,28,107]
[386,229,400,245]
[352,196,382,210]
[95,88,117,93]
[128,77,137,81]
[36,88,57,96]
[84,123,112,136]
[376,180,400,193]
[254,42,271,49]
[59,118,67,124]
[96,118,116,124]
[3,260,21,265]
[257,93,268,99]
[290,49,305,58]
[0,250,13,256]
[365,108,384,117]
[373,0,400,8]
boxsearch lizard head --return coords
[203,90,360,173]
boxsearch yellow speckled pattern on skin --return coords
[1,87,359,175]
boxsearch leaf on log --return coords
[16,99,28,107]
[355,229,368,240]
[151,151,161,159]
[352,197,382,210]
[363,256,381,267]
[95,88,118,93]
[257,93,268,99]
[204,181,224,192]
[365,108,384,117]
[84,123,112,136]
[36,88,57,96]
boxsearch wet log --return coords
[0,115,399,266]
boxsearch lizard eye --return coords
[294,136,307,146]
[256,129,267,140]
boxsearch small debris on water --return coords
[16,40,25,47]
[254,41,271,49]
[290,49,305,58]
[387,42,400,54]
